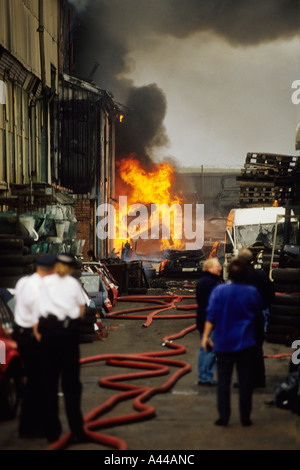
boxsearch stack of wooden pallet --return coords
[236,152,300,207]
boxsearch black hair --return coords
[228,259,249,283]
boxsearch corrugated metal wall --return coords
[0,78,43,186]
[0,0,65,188]
[0,0,62,88]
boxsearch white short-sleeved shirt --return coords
[39,273,86,321]
[14,273,44,328]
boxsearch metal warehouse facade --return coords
[0,0,119,260]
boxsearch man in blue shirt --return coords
[201,259,263,426]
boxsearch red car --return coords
[0,289,24,419]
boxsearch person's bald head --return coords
[203,257,222,276]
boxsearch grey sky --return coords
[125,33,300,168]
[71,0,300,169]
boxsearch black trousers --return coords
[254,311,266,387]
[13,325,45,437]
[40,326,84,441]
[216,347,256,424]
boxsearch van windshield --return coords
[236,222,298,248]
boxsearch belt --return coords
[39,314,80,331]
[14,324,34,332]
[13,324,35,340]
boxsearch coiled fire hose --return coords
[47,291,292,450]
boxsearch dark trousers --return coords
[216,347,256,423]
[40,326,84,441]
[254,344,266,387]
[254,311,266,387]
[13,326,45,437]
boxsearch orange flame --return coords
[114,154,186,256]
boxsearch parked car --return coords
[0,289,24,419]
[80,272,109,316]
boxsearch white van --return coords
[223,206,295,278]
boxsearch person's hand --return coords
[201,336,207,350]
[35,332,42,342]
[202,337,214,351]
[33,324,42,342]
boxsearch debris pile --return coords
[236,152,300,207]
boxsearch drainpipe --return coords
[38,0,48,182]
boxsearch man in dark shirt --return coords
[238,248,275,387]
[196,257,222,385]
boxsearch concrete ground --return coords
[0,286,299,454]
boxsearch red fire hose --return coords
[47,292,292,451]
[47,294,197,450]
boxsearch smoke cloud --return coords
[69,0,299,161]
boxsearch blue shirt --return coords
[206,282,264,353]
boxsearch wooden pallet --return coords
[237,153,300,207]
[239,191,276,198]
[241,167,279,176]
[236,178,275,187]
[238,202,274,208]
[246,152,299,165]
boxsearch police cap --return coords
[56,253,78,267]
[35,254,57,267]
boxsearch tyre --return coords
[24,264,34,274]
[0,266,28,276]
[20,237,35,247]
[272,293,300,306]
[269,304,300,316]
[0,275,22,288]
[266,324,298,336]
[0,248,24,256]
[22,246,31,255]
[0,255,34,266]
[265,333,293,346]
[272,268,300,282]
[268,314,300,326]
[274,281,300,293]
[0,238,24,250]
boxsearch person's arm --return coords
[201,321,214,351]
[73,277,89,317]
[33,323,41,342]
[79,304,85,317]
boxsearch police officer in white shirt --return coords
[13,254,56,438]
[36,253,88,444]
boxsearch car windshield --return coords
[236,221,299,248]
[236,224,274,248]
[0,298,14,333]
[80,275,100,293]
